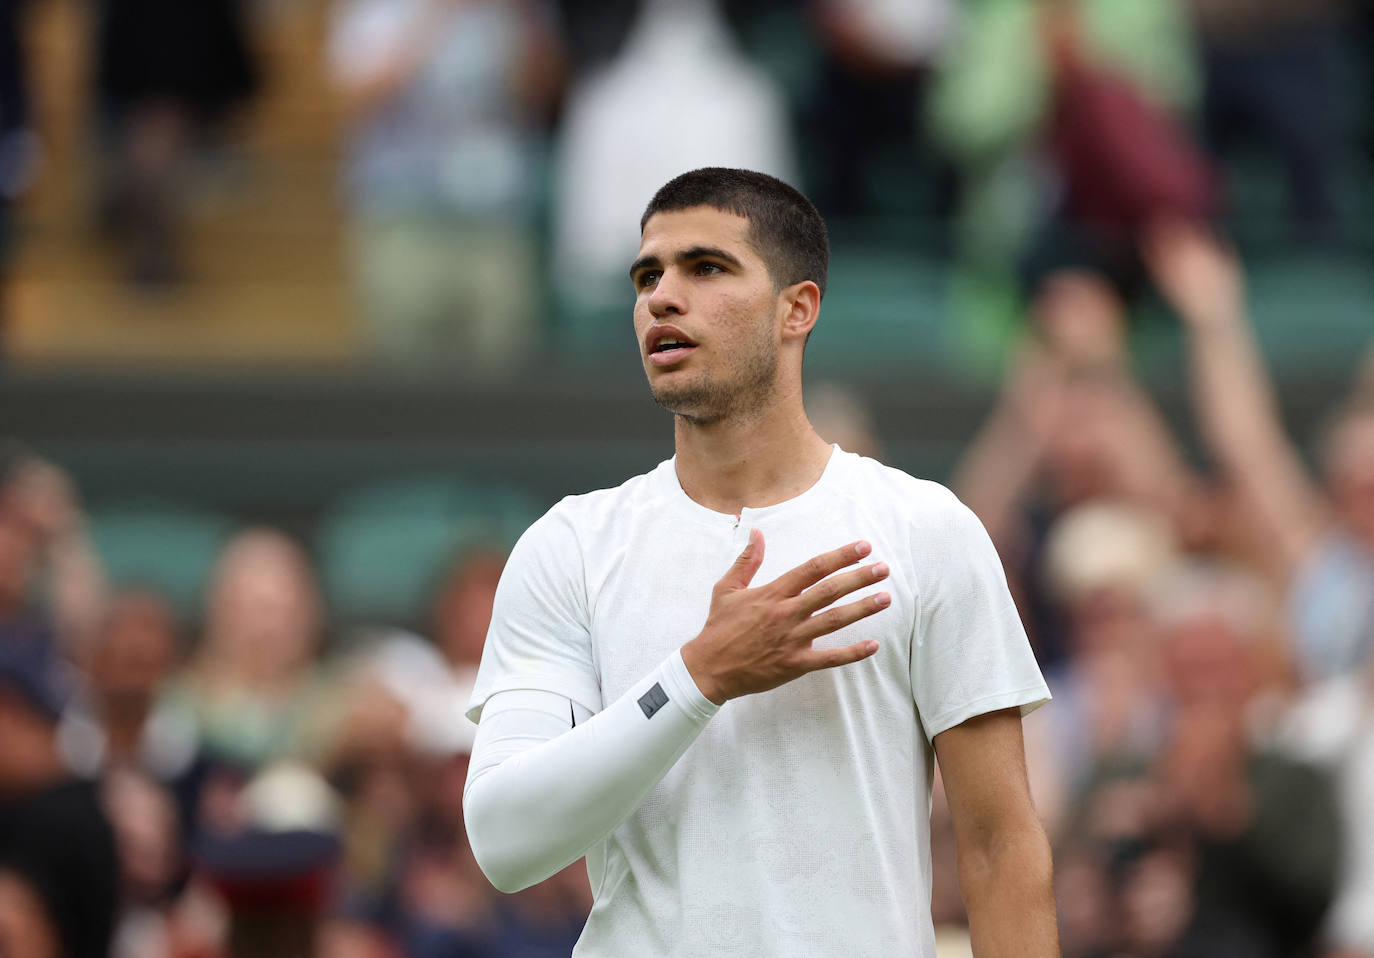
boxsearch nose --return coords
[647,267,686,318]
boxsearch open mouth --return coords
[646,328,698,365]
[651,338,696,356]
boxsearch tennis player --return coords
[464,168,1058,957]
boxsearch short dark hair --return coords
[640,168,829,299]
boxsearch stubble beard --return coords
[649,339,779,426]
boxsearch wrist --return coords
[679,639,727,706]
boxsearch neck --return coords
[672,381,833,514]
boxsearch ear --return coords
[778,280,821,343]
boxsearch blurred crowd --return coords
[2,0,1371,362]
[944,220,1374,958]
[1,0,1373,957]
[0,454,591,957]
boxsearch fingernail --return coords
[864,640,879,654]
[855,541,871,557]
[874,592,891,607]
[872,563,888,578]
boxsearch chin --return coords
[649,382,722,424]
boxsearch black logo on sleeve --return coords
[638,682,669,719]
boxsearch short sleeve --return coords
[466,507,603,722]
[909,492,1049,741]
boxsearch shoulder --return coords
[505,461,672,565]
[838,452,986,540]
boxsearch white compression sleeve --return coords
[463,650,719,893]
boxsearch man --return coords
[463,168,1057,957]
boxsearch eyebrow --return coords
[629,245,744,281]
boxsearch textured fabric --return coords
[467,447,1049,957]
[465,652,716,893]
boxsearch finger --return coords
[797,638,880,674]
[771,540,870,596]
[795,561,889,616]
[793,591,891,644]
[716,528,765,592]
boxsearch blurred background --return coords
[1,0,1373,955]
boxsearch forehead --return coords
[636,206,757,260]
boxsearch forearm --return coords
[463,650,717,893]
[1187,317,1287,472]
[1186,317,1325,563]
[959,825,1059,958]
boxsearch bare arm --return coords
[935,708,1059,958]
[1143,220,1329,574]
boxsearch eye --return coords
[636,270,661,290]
[696,262,725,276]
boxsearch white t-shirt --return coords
[468,447,1049,957]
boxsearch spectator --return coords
[93,0,260,285]
[1145,218,1374,679]
[1191,0,1350,237]
[550,0,795,315]
[432,547,506,676]
[805,0,958,217]
[192,761,343,958]
[0,637,119,958]
[324,630,496,954]
[164,528,327,770]
[1152,563,1338,956]
[61,590,196,784]
[102,766,189,958]
[1281,654,1374,956]
[0,454,109,655]
[1025,500,1177,839]
[927,0,1214,367]
[953,338,1205,667]
[327,548,591,954]
[329,0,563,373]
[1059,561,1340,958]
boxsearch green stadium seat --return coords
[1245,251,1374,374]
[807,246,949,373]
[88,503,238,618]
[316,476,545,625]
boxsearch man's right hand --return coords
[680,530,891,705]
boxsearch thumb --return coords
[718,528,764,591]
